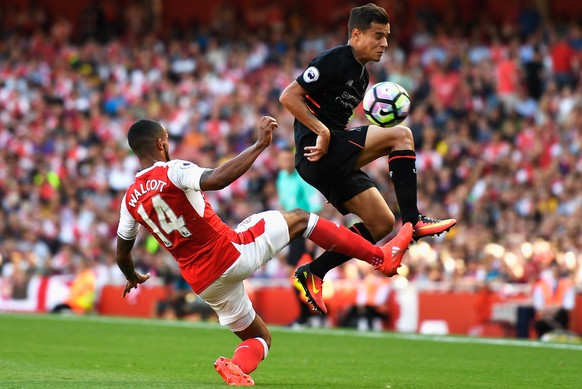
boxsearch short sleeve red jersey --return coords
[117,160,242,294]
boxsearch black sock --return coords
[388,150,419,225]
[294,288,312,324]
[309,222,375,279]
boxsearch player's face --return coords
[352,22,390,63]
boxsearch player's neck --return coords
[348,43,368,66]
[140,157,166,170]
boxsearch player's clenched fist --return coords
[256,116,277,148]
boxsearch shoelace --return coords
[419,215,440,223]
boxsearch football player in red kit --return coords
[115,116,412,386]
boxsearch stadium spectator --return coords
[276,147,324,266]
[51,257,97,314]
[532,260,576,339]
[156,272,216,321]
[339,263,392,331]
[0,250,37,300]
[549,32,579,91]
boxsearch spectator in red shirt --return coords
[550,34,578,90]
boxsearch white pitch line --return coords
[279,326,582,351]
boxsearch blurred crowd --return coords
[1,1,582,315]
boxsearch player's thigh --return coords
[355,124,414,169]
[342,187,395,240]
[228,211,291,282]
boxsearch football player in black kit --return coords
[280,3,456,314]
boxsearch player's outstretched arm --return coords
[199,115,277,191]
[115,236,151,297]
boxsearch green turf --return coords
[1,313,581,388]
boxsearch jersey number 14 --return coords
[136,194,192,247]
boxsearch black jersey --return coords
[295,45,369,138]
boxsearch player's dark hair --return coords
[348,3,390,38]
[127,119,165,156]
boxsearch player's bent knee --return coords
[394,125,414,148]
[290,208,310,219]
[282,209,310,235]
[359,210,395,240]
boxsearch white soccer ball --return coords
[362,81,411,127]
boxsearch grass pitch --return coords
[1,313,581,388]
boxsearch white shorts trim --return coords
[228,311,256,332]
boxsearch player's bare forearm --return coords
[301,107,331,136]
[115,237,138,282]
[280,84,330,160]
[116,236,151,297]
[200,116,277,191]
[200,144,265,191]
[280,81,330,138]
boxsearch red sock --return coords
[306,216,383,267]
[231,338,267,374]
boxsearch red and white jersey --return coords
[117,160,263,294]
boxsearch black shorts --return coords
[295,124,376,215]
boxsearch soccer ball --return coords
[362,81,411,127]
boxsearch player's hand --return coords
[304,131,330,161]
[122,272,151,298]
[256,116,278,148]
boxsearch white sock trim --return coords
[302,213,319,239]
[254,337,269,360]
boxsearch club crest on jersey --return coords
[303,66,320,83]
